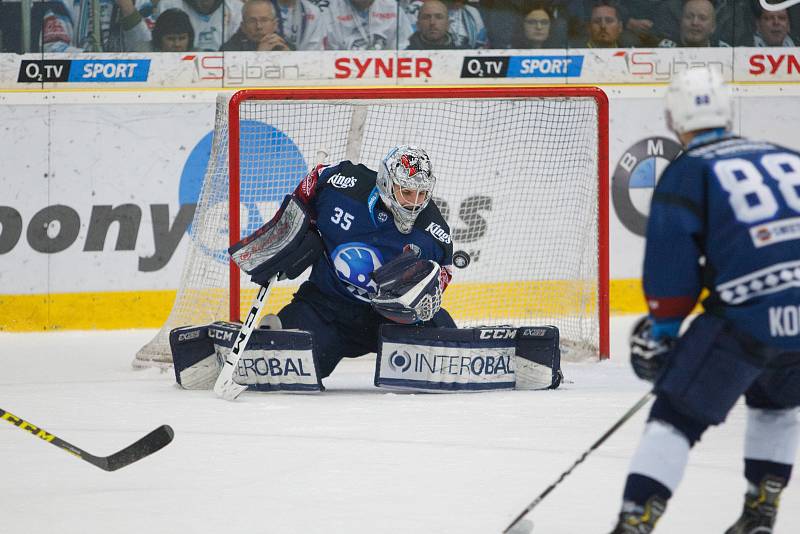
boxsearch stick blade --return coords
[506,519,534,534]
[103,425,175,472]
[214,365,247,401]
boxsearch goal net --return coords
[134,87,609,368]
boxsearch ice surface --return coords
[1,317,797,533]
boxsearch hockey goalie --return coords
[169,145,561,394]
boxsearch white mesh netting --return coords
[135,90,606,368]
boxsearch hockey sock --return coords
[622,474,672,508]
[744,460,790,491]
[623,419,690,507]
[743,407,799,486]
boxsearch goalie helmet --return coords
[377,145,436,234]
[665,67,732,137]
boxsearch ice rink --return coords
[1,316,798,534]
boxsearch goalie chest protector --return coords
[303,161,453,304]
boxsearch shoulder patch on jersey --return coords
[320,160,378,202]
[414,201,452,246]
[319,161,377,201]
[425,221,451,244]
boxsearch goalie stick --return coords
[1,407,174,472]
[503,391,654,533]
[213,275,276,401]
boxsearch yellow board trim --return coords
[0,279,651,332]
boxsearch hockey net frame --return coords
[135,86,609,368]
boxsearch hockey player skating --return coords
[610,68,800,533]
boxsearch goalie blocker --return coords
[376,325,562,392]
[169,321,323,392]
[229,194,324,286]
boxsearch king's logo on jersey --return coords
[425,222,451,244]
[328,173,357,188]
[331,242,384,300]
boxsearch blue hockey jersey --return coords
[293,160,454,304]
[645,131,800,349]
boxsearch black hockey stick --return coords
[503,391,654,533]
[214,276,276,401]
[1,407,174,472]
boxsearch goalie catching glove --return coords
[229,195,324,286]
[370,250,443,324]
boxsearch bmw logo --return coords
[612,137,682,236]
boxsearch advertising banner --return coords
[8,47,800,89]
[0,103,215,294]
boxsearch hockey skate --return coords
[609,496,667,534]
[725,475,786,534]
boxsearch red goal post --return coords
[228,86,609,357]
[134,85,609,368]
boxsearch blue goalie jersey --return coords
[645,133,800,350]
[292,160,454,304]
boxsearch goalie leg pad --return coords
[514,326,562,390]
[374,325,563,392]
[171,322,323,392]
[170,325,219,390]
[376,325,517,392]
[209,321,324,392]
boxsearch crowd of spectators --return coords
[2,0,799,52]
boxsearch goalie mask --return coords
[377,146,436,234]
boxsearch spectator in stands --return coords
[445,0,488,48]
[150,8,196,51]
[39,0,152,52]
[787,5,800,41]
[747,5,796,47]
[559,0,622,44]
[570,0,634,48]
[478,0,517,49]
[119,5,195,51]
[652,0,752,46]
[322,0,406,49]
[659,0,729,47]
[709,0,751,44]
[406,0,466,49]
[221,0,291,50]
[481,0,558,49]
[512,1,559,48]
[156,0,243,51]
[623,0,666,46]
[273,0,326,50]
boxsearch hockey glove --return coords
[630,316,675,382]
[229,195,324,286]
[371,250,443,324]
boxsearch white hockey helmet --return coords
[665,67,733,136]
[377,145,436,234]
